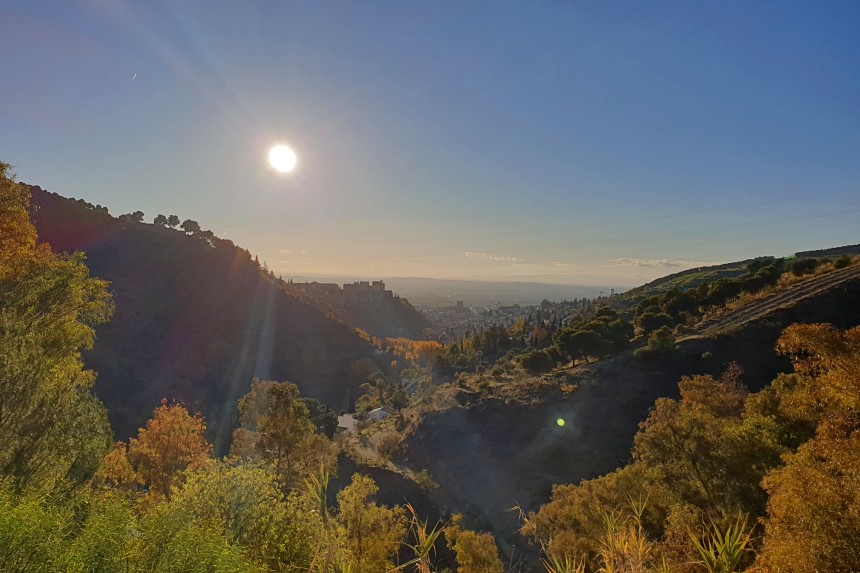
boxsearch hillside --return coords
[287,280,433,339]
[29,187,376,450]
[396,263,860,550]
[616,259,753,307]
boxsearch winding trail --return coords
[682,264,860,340]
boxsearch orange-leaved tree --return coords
[128,399,212,500]
[756,324,860,572]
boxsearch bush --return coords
[520,350,555,374]
[834,255,852,269]
[789,257,819,277]
[647,326,676,354]
[376,432,401,458]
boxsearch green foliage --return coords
[555,329,603,364]
[635,312,674,335]
[646,326,675,354]
[180,219,201,234]
[521,349,556,374]
[131,503,259,573]
[171,460,318,570]
[541,553,586,573]
[402,503,446,573]
[0,483,132,573]
[301,397,339,438]
[231,379,337,491]
[0,480,261,573]
[833,254,852,269]
[335,474,406,573]
[634,370,784,518]
[788,257,819,277]
[0,166,114,488]
[689,518,752,573]
[445,516,504,573]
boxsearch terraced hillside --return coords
[689,263,860,338]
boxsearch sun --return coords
[268,144,297,173]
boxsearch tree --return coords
[445,516,504,573]
[171,460,319,570]
[153,214,168,226]
[389,387,410,413]
[635,312,674,335]
[181,219,201,235]
[199,229,215,245]
[755,324,860,571]
[633,372,783,518]
[300,397,339,438]
[0,163,36,264]
[127,400,212,501]
[555,329,610,364]
[93,441,138,490]
[757,420,860,572]
[167,214,180,228]
[0,163,114,487]
[521,349,555,374]
[335,473,406,573]
[230,379,336,490]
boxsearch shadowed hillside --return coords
[287,280,433,339]
[29,187,375,450]
[397,271,860,549]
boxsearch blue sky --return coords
[2,1,859,287]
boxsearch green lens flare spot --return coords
[556,418,565,427]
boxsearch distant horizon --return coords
[280,272,632,288]
[5,2,859,286]
[27,182,858,294]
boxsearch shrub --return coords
[647,326,676,354]
[521,350,555,374]
[789,257,819,277]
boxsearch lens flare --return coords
[556,418,566,427]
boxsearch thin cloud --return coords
[611,258,723,268]
[464,251,526,263]
[279,249,291,255]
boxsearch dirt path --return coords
[682,264,860,340]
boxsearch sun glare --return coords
[268,144,297,173]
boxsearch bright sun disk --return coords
[269,144,297,173]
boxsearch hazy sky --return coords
[3,1,859,287]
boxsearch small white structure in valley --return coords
[368,407,391,421]
[337,414,358,433]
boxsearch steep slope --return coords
[343,295,433,339]
[29,187,375,450]
[616,260,753,307]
